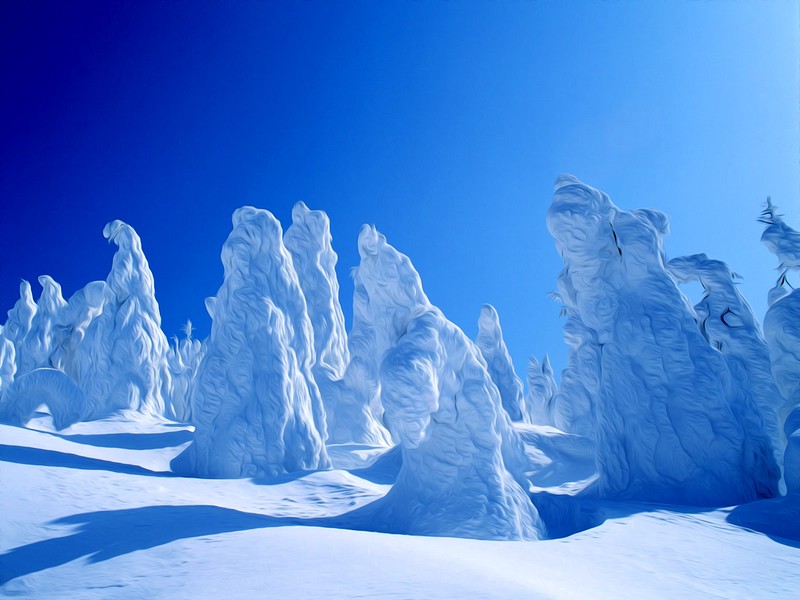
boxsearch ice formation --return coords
[284,202,349,381]
[284,202,389,446]
[18,276,66,373]
[669,253,784,471]
[761,200,800,494]
[62,221,171,420]
[172,206,330,478]
[525,355,557,427]
[165,322,204,423]
[475,304,527,422]
[547,175,779,505]
[352,226,543,540]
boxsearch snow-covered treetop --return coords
[103,219,161,324]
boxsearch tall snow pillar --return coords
[475,304,528,422]
[547,175,778,505]
[172,206,330,478]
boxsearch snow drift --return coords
[547,175,779,505]
[172,206,330,479]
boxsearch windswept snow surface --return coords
[547,175,779,505]
[2,417,799,599]
[475,304,528,422]
[346,226,542,540]
[171,206,330,479]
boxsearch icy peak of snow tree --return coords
[526,354,557,426]
[0,334,15,399]
[165,321,204,423]
[351,227,542,540]
[475,304,527,422]
[60,221,171,421]
[2,280,37,353]
[547,175,779,505]
[283,202,385,445]
[18,275,67,373]
[761,199,800,494]
[669,253,785,471]
[284,201,349,379]
[172,206,330,478]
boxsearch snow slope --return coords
[2,416,799,599]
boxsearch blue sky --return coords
[1,1,798,378]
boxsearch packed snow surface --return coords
[2,416,799,599]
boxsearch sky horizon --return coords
[1,1,798,379]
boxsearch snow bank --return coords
[172,206,330,478]
[547,175,778,505]
[351,226,543,540]
[476,304,527,422]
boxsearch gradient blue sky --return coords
[1,1,798,378]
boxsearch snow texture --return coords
[18,275,66,373]
[526,355,557,427]
[284,202,389,446]
[761,200,800,495]
[669,253,785,473]
[350,226,543,540]
[165,326,204,423]
[547,175,779,505]
[61,221,172,421]
[172,206,330,478]
[476,304,528,422]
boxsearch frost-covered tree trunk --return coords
[172,206,329,478]
[547,175,778,505]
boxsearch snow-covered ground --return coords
[2,414,798,599]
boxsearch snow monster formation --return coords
[475,304,528,422]
[284,201,389,446]
[172,206,330,479]
[0,221,173,428]
[669,253,785,473]
[547,175,779,505]
[525,354,557,427]
[17,276,66,373]
[761,200,800,495]
[62,220,172,420]
[352,225,543,540]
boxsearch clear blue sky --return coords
[1,1,798,379]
